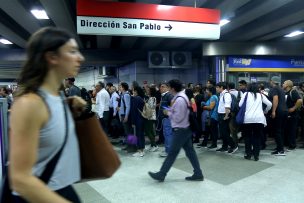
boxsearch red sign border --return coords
[77,0,220,24]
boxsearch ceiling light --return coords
[220,19,230,27]
[31,9,49,19]
[0,39,13,45]
[284,31,304,38]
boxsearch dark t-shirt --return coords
[269,86,287,113]
[286,89,301,115]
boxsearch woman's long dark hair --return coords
[16,27,73,97]
[247,83,259,99]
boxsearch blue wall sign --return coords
[228,57,304,72]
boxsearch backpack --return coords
[139,98,155,119]
[176,96,199,132]
[289,87,303,110]
[224,92,239,113]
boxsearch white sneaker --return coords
[145,145,152,151]
[159,151,168,157]
[133,151,144,157]
[149,146,159,152]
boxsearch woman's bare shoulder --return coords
[11,93,48,121]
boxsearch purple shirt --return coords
[167,91,190,128]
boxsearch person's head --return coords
[95,81,104,92]
[216,82,227,94]
[148,86,157,97]
[65,77,75,88]
[120,82,129,92]
[106,82,113,90]
[187,83,194,89]
[206,86,216,97]
[282,80,293,91]
[247,83,259,98]
[185,88,194,100]
[259,83,265,91]
[168,79,183,95]
[193,86,202,94]
[109,86,117,93]
[160,82,169,94]
[131,81,140,91]
[238,80,247,91]
[270,76,281,87]
[207,80,216,88]
[228,82,235,90]
[133,85,145,98]
[16,27,84,96]
[0,86,9,97]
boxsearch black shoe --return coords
[227,146,238,154]
[185,174,204,181]
[254,157,259,161]
[216,147,228,152]
[271,150,286,156]
[148,172,165,182]
[244,155,251,160]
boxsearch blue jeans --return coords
[159,127,203,177]
[162,118,172,153]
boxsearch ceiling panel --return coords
[0,0,303,66]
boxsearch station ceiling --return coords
[0,0,304,66]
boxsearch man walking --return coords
[148,79,203,182]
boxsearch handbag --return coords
[75,112,121,180]
[236,93,248,124]
[0,91,69,202]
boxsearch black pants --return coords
[218,114,235,149]
[285,114,298,148]
[272,111,288,152]
[12,185,80,203]
[243,123,263,158]
[210,118,219,146]
[99,110,110,134]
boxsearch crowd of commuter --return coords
[62,75,304,164]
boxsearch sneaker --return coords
[207,145,217,150]
[148,171,165,182]
[228,146,238,154]
[132,151,144,157]
[159,151,168,157]
[216,147,228,152]
[286,147,296,152]
[185,174,204,181]
[149,146,159,152]
[271,150,286,156]
[145,145,152,151]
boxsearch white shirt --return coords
[239,92,272,126]
[96,88,110,118]
[218,89,232,114]
[110,91,119,116]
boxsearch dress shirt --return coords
[217,89,232,114]
[110,91,119,116]
[167,91,190,128]
[96,88,110,118]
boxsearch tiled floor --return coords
[74,142,304,203]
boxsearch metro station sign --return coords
[77,0,220,40]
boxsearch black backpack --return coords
[224,92,240,113]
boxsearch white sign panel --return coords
[77,16,220,40]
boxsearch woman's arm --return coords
[203,101,215,111]
[9,94,71,203]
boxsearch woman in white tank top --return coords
[9,27,85,202]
